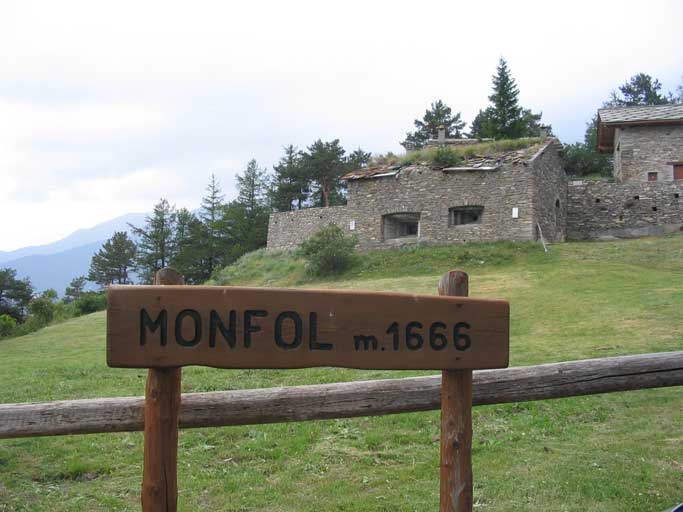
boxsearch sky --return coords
[1,0,681,251]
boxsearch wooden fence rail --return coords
[1,351,682,440]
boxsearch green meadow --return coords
[1,235,682,511]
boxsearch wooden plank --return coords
[106,285,509,370]
[142,268,183,512]
[2,351,681,440]
[439,271,473,512]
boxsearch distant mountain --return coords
[0,212,148,294]
[4,241,104,294]
[0,212,148,264]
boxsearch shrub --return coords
[74,292,107,315]
[299,224,357,277]
[0,314,16,338]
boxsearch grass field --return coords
[1,235,682,511]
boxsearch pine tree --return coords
[401,100,466,149]
[0,268,34,322]
[129,199,177,283]
[270,145,309,211]
[64,276,87,303]
[87,231,136,287]
[347,148,372,170]
[614,73,671,106]
[302,139,347,207]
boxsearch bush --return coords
[299,224,357,277]
[74,292,107,315]
[0,314,16,338]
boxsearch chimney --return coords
[437,125,446,143]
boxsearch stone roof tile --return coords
[598,104,683,125]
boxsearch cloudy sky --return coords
[1,0,681,251]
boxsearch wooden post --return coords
[439,270,473,512]
[142,268,184,512]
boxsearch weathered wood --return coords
[1,351,682,439]
[106,285,509,370]
[439,271,473,512]
[142,269,183,512]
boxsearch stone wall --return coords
[267,206,351,251]
[532,145,567,243]
[344,162,538,250]
[615,125,683,182]
[567,180,683,239]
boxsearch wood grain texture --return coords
[439,271,473,512]
[142,269,183,512]
[1,351,682,439]
[106,285,509,370]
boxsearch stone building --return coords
[566,105,683,239]
[267,105,683,250]
[597,104,683,182]
[268,139,567,251]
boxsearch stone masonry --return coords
[614,125,683,182]
[267,140,568,251]
[566,180,683,239]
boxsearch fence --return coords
[2,350,682,440]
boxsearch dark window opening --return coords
[675,193,680,199]
[595,198,601,203]
[648,172,658,182]
[555,199,560,208]
[634,195,640,200]
[449,206,484,226]
[674,165,683,181]
[382,213,420,240]
[652,206,658,212]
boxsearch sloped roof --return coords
[341,139,556,181]
[598,104,683,125]
[597,105,683,152]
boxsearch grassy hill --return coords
[1,235,682,511]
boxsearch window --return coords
[648,172,658,182]
[382,213,420,240]
[449,206,484,226]
[555,199,560,208]
[674,165,683,181]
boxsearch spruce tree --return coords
[172,208,209,283]
[0,268,34,322]
[87,231,136,287]
[199,174,227,276]
[470,58,545,139]
[401,100,466,149]
[129,199,177,283]
[347,148,372,170]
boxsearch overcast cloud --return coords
[1,0,681,250]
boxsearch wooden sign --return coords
[107,285,509,370]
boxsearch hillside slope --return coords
[1,235,682,511]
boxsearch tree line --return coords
[86,143,372,288]
[401,57,550,150]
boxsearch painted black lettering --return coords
[140,309,167,346]
[175,309,202,347]
[453,322,472,351]
[405,321,424,350]
[309,312,332,350]
[243,310,267,348]
[386,321,400,351]
[274,311,302,350]
[209,310,236,348]
[429,322,448,350]
[354,335,378,351]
